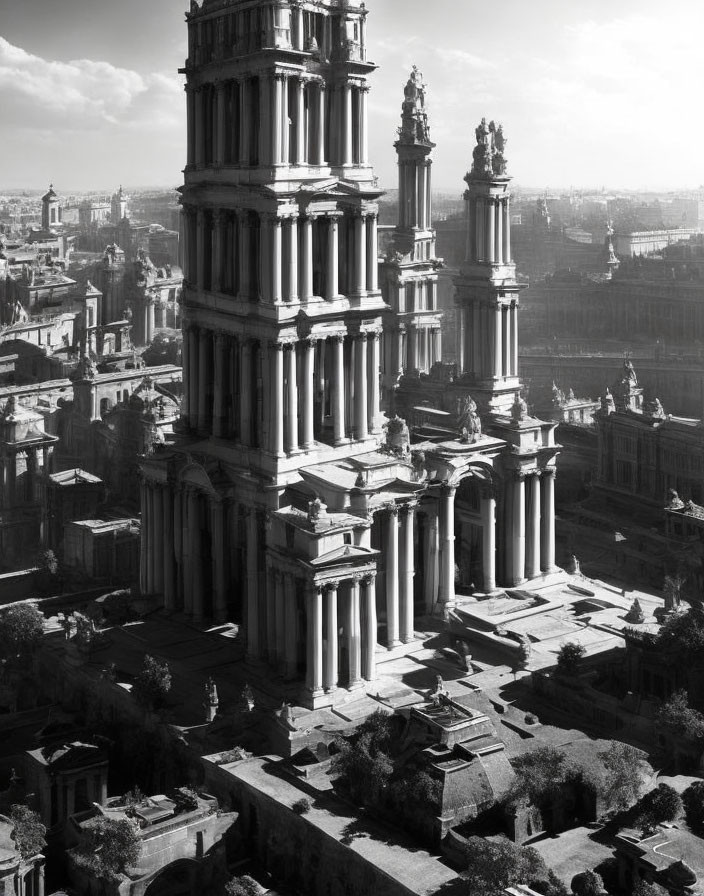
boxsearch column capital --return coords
[303,335,319,348]
[330,333,345,346]
[513,470,527,482]
[362,573,377,587]
[440,482,457,498]
[387,503,400,517]
[269,340,286,352]
[324,580,340,593]
[542,467,556,479]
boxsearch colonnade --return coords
[398,158,432,231]
[503,469,556,585]
[182,324,382,448]
[14,860,44,896]
[457,301,518,381]
[187,74,368,170]
[182,206,379,302]
[399,323,442,373]
[466,193,512,265]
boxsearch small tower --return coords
[111,186,128,223]
[382,67,443,401]
[41,184,62,231]
[96,244,127,325]
[455,119,520,414]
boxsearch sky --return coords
[0,0,702,193]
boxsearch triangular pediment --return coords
[309,545,378,568]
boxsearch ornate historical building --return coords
[140,0,559,710]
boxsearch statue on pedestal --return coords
[457,395,481,444]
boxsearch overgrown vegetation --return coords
[682,780,704,835]
[630,783,682,835]
[225,875,260,896]
[460,836,567,896]
[555,642,586,678]
[0,604,44,661]
[9,805,46,860]
[131,655,172,710]
[72,816,141,880]
[656,606,704,659]
[656,690,704,744]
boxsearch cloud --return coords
[0,37,183,132]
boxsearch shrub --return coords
[73,816,141,879]
[634,783,682,833]
[682,780,704,835]
[508,747,570,807]
[571,870,605,896]
[656,690,704,743]
[0,604,44,659]
[657,606,704,658]
[556,642,586,678]
[598,742,645,810]
[292,797,311,815]
[10,805,46,860]
[461,836,559,896]
[225,874,259,896]
[132,655,171,710]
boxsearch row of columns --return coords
[399,158,432,231]
[183,324,382,449]
[467,195,512,265]
[401,324,442,374]
[187,76,369,170]
[458,301,518,381]
[504,469,556,586]
[306,575,377,697]
[140,480,229,623]
[183,206,379,302]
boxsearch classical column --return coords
[362,575,377,681]
[295,77,306,164]
[266,567,278,663]
[324,583,338,691]
[504,197,512,262]
[385,506,401,648]
[213,332,227,438]
[317,82,326,165]
[197,329,210,433]
[511,303,519,378]
[163,487,175,610]
[215,81,226,165]
[475,198,484,260]
[541,469,557,572]
[360,86,369,164]
[272,74,283,164]
[285,342,299,453]
[239,339,252,445]
[287,217,299,301]
[366,214,378,291]
[400,505,416,644]
[246,508,259,658]
[326,215,339,299]
[196,210,205,289]
[270,342,285,456]
[512,473,526,586]
[302,337,316,449]
[332,335,345,444]
[480,488,496,594]
[496,198,504,264]
[275,571,286,665]
[526,473,542,580]
[354,332,368,441]
[342,83,352,165]
[367,331,381,432]
[211,210,223,292]
[190,490,205,619]
[488,200,496,262]
[139,479,148,595]
[186,87,196,167]
[284,574,298,679]
[195,87,204,167]
[494,306,503,379]
[301,215,313,301]
[438,485,456,609]
[239,79,249,163]
[211,499,227,623]
[423,509,439,613]
[153,486,165,594]
[271,217,282,303]
[348,578,362,686]
[281,74,290,164]
[237,211,250,298]
[306,586,324,696]
[354,212,366,294]
[502,307,511,378]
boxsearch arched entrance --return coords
[144,859,199,896]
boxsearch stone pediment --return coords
[309,545,378,569]
[30,741,105,771]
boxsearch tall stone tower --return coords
[111,186,128,223]
[382,67,443,404]
[455,119,520,414]
[41,185,62,231]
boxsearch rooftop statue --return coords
[457,394,481,444]
[399,65,431,144]
[601,387,615,414]
[469,118,508,178]
[384,415,411,458]
[511,391,529,423]
[622,358,638,388]
[75,354,97,381]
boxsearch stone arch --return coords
[141,858,201,896]
[178,461,218,496]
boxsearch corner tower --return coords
[382,67,443,404]
[455,120,520,414]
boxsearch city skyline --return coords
[1,0,702,192]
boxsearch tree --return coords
[556,642,586,678]
[461,836,560,896]
[632,881,669,896]
[656,690,704,744]
[634,783,682,832]
[508,747,570,807]
[598,742,645,810]
[0,604,44,659]
[571,870,605,896]
[9,805,46,860]
[682,780,704,835]
[131,655,171,710]
[657,606,704,658]
[225,874,259,896]
[74,816,141,879]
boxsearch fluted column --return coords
[362,574,377,681]
[237,211,250,298]
[332,335,345,444]
[196,210,205,289]
[438,485,456,609]
[285,342,299,453]
[272,74,283,164]
[270,342,285,456]
[502,307,511,378]
[302,337,315,449]
[493,306,503,379]
[238,79,248,163]
[541,469,557,572]
[504,197,512,262]
[270,217,282,302]
[212,210,223,292]
[488,200,496,262]
[324,583,338,691]
[512,473,526,586]
[368,331,381,433]
[354,333,368,441]
[496,198,504,264]
[354,213,366,294]
[360,86,369,165]
[348,578,362,686]
[400,505,416,644]
[246,508,259,657]
[213,332,227,438]
[366,214,378,291]
[295,77,306,164]
[190,490,205,619]
[326,216,339,299]
[211,499,227,622]
[342,83,352,165]
[317,82,326,165]
[287,217,299,302]
[385,506,401,648]
[306,586,324,696]
[526,473,542,580]
[186,325,198,428]
[186,87,196,167]
[481,489,496,594]
[301,215,313,301]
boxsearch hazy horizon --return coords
[1,0,702,192]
